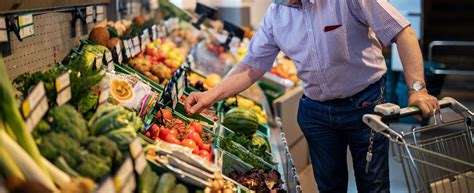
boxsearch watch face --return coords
[412,81,425,91]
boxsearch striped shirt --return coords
[241,0,410,101]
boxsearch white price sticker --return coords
[96,177,115,193]
[56,87,72,106]
[19,25,34,39]
[115,42,123,64]
[151,25,157,40]
[177,72,185,99]
[55,72,72,106]
[96,14,105,22]
[132,37,139,47]
[120,175,136,193]
[86,15,94,24]
[96,6,105,14]
[105,50,113,63]
[114,158,134,191]
[22,82,48,132]
[86,6,94,15]
[95,56,103,69]
[98,88,109,109]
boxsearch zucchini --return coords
[137,166,159,193]
[154,173,176,193]
[172,184,188,193]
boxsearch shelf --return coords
[0,0,108,15]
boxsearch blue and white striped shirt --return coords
[241,0,410,101]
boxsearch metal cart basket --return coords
[363,97,474,193]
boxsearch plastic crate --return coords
[114,64,164,92]
[218,125,273,154]
[257,81,284,108]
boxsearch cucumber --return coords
[137,166,160,193]
[172,184,188,193]
[154,173,176,193]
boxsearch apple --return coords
[151,56,158,62]
[152,49,160,58]
[145,48,155,55]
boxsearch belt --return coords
[320,78,384,105]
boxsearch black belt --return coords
[318,78,383,105]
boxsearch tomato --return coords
[156,109,173,121]
[149,124,159,135]
[144,131,151,138]
[164,134,181,145]
[159,128,170,139]
[181,139,199,154]
[198,150,212,162]
[189,122,203,134]
[185,131,203,149]
[201,143,211,152]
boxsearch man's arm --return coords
[185,62,266,114]
[395,26,439,116]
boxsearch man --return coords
[185,0,439,192]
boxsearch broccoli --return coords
[78,92,99,119]
[85,136,123,167]
[32,120,51,143]
[37,132,84,167]
[48,104,89,143]
[76,153,111,181]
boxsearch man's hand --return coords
[408,90,439,117]
[185,90,220,115]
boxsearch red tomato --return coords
[198,150,212,162]
[201,143,211,152]
[144,131,151,138]
[181,139,199,154]
[156,109,173,121]
[185,131,203,149]
[189,122,203,134]
[150,124,159,134]
[159,128,175,140]
[164,134,181,145]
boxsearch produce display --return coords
[270,55,299,83]
[0,4,296,192]
[142,109,215,162]
[128,39,186,85]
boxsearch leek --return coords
[0,54,49,174]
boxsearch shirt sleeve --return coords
[240,6,280,71]
[349,0,411,46]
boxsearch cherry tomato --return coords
[149,124,159,135]
[181,139,199,154]
[185,131,203,149]
[144,131,151,138]
[189,122,203,134]
[201,143,211,152]
[164,134,181,145]
[158,128,170,139]
[156,109,173,121]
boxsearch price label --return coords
[96,177,116,193]
[132,37,140,47]
[114,157,134,191]
[96,14,105,22]
[171,82,177,109]
[151,25,157,40]
[105,50,113,63]
[18,14,34,39]
[177,71,185,100]
[22,82,48,132]
[129,138,147,175]
[115,42,123,64]
[95,55,103,70]
[96,6,105,14]
[120,175,136,193]
[86,15,94,24]
[98,87,109,109]
[123,39,130,50]
[86,6,94,15]
[55,72,71,106]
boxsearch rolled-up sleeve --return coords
[350,0,410,46]
[241,6,280,71]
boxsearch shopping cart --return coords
[363,97,474,193]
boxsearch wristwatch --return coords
[409,80,426,92]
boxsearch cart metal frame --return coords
[363,97,474,193]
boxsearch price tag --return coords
[95,55,103,70]
[171,82,177,109]
[129,138,147,175]
[132,37,140,47]
[86,6,94,15]
[151,25,157,40]
[120,175,136,193]
[98,87,109,109]
[96,177,116,193]
[105,50,113,63]
[114,157,134,191]
[96,6,105,14]
[55,72,71,106]
[86,15,94,24]
[96,14,105,22]
[22,82,48,132]
[18,14,34,39]
[115,42,123,64]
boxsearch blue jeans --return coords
[297,78,389,193]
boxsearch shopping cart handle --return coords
[373,97,471,122]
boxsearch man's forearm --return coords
[396,26,425,89]
[210,62,266,101]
